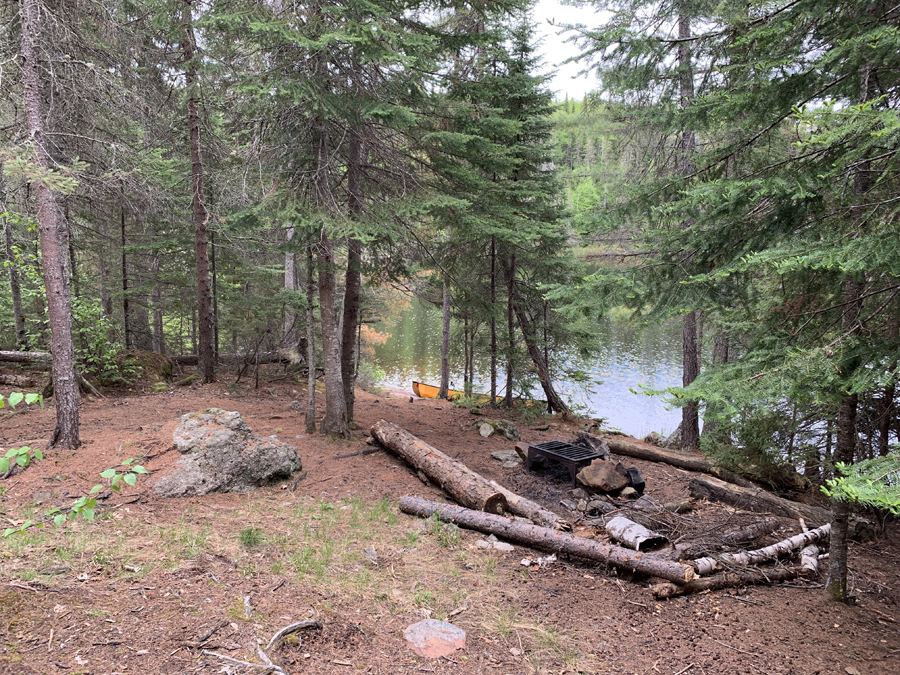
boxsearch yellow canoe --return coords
[412,381,544,407]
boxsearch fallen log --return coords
[693,523,830,574]
[0,374,35,387]
[0,350,51,368]
[371,420,508,514]
[171,352,288,366]
[600,435,712,472]
[400,496,695,585]
[689,474,873,539]
[800,545,819,577]
[487,480,569,530]
[651,566,801,599]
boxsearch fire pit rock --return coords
[576,458,629,494]
[153,408,302,497]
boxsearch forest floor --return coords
[0,371,898,675]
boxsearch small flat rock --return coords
[491,449,521,463]
[479,423,494,438]
[493,542,515,552]
[404,619,466,658]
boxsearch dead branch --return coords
[694,523,830,574]
[651,566,802,599]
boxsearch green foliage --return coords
[72,299,141,385]
[0,393,44,475]
[238,527,266,549]
[823,455,900,515]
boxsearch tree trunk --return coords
[121,205,132,350]
[151,250,164,354]
[99,248,113,318]
[316,232,349,437]
[1,173,27,349]
[512,303,570,414]
[182,0,215,383]
[400,497,695,584]
[284,225,297,346]
[438,277,451,399]
[681,310,700,450]
[305,244,317,434]
[504,253,516,407]
[341,128,364,423]
[20,0,80,449]
[211,228,219,359]
[489,237,497,405]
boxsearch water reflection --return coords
[371,298,684,437]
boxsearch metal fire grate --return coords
[526,441,604,486]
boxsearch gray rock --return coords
[570,488,590,501]
[289,400,302,411]
[576,458,628,493]
[491,449,523,469]
[493,541,515,552]
[153,408,302,498]
[478,423,494,438]
[576,499,588,512]
[492,419,520,442]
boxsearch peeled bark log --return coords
[400,496,695,585]
[651,566,801,599]
[372,420,507,514]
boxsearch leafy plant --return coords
[239,527,266,549]
[0,393,44,475]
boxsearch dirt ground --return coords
[0,372,898,675]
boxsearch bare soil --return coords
[0,374,898,675]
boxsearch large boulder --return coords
[576,458,628,494]
[153,408,302,497]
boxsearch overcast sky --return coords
[531,1,607,101]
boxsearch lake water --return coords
[371,297,685,438]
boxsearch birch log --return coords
[400,496,695,584]
[651,567,801,599]
[693,523,830,574]
[800,545,819,577]
[371,420,507,514]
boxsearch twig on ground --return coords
[290,470,308,491]
[674,664,694,675]
[8,582,62,593]
[711,638,759,656]
[264,620,322,652]
[270,578,286,593]
[197,621,228,643]
[201,650,282,673]
[331,448,380,460]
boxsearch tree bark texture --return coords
[651,566,800,599]
[399,496,695,584]
[305,244,317,434]
[681,310,700,450]
[1,174,27,349]
[283,225,296,347]
[120,205,132,350]
[341,129,364,421]
[20,0,80,448]
[371,420,508,514]
[151,250,164,354]
[182,0,215,383]
[489,236,497,404]
[512,302,570,414]
[504,253,515,407]
[439,276,451,399]
[316,232,349,437]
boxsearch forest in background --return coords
[2,0,900,603]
